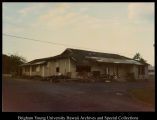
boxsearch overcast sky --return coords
[3,2,154,66]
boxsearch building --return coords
[148,64,155,80]
[148,65,155,75]
[21,48,148,81]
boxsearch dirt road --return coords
[2,78,155,112]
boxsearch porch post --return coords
[69,58,71,72]
[30,66,32,76]
[42,65,45,77]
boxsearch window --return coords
[138,66,145,75]
[25,67,29,72]
[141,66,145,75]
[32,66,36,72]
[76,65,91,72]
[56,67,59,72]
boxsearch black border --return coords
[1,1,156,120]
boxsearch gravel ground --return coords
[2,78,155,112]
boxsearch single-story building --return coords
[21,48,149,81]
[148,65,155,75]
[148,64,155,80]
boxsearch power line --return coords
[3,33,68,46]
[3,33,105,52]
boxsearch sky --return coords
[2,2,155,66]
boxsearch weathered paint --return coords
[21,59,148,80]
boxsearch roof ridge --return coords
[67,48,121,55]
[27,48,135,64]
[67,48,132,59]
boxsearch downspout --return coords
[69,58,71,72]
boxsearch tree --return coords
[139,58,147,64]
[133,52,141,61]
[2,54,27,76]
[10,54,27,76]
[2,54,10,74]
[133,53,147,64]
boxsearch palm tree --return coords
[133,53,147,64]
[139,58,147,64]
[133,52,141,61]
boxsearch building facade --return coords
[21,48,148,81]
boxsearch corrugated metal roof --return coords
[86,56,143,65]
[20,61,46,66]
[31,61,46,65]
[20,63,31,66]
[21,48,146,66]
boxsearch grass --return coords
[129,87,155,106]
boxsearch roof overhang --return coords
[20,61,46,66]
[86,56,143,65]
